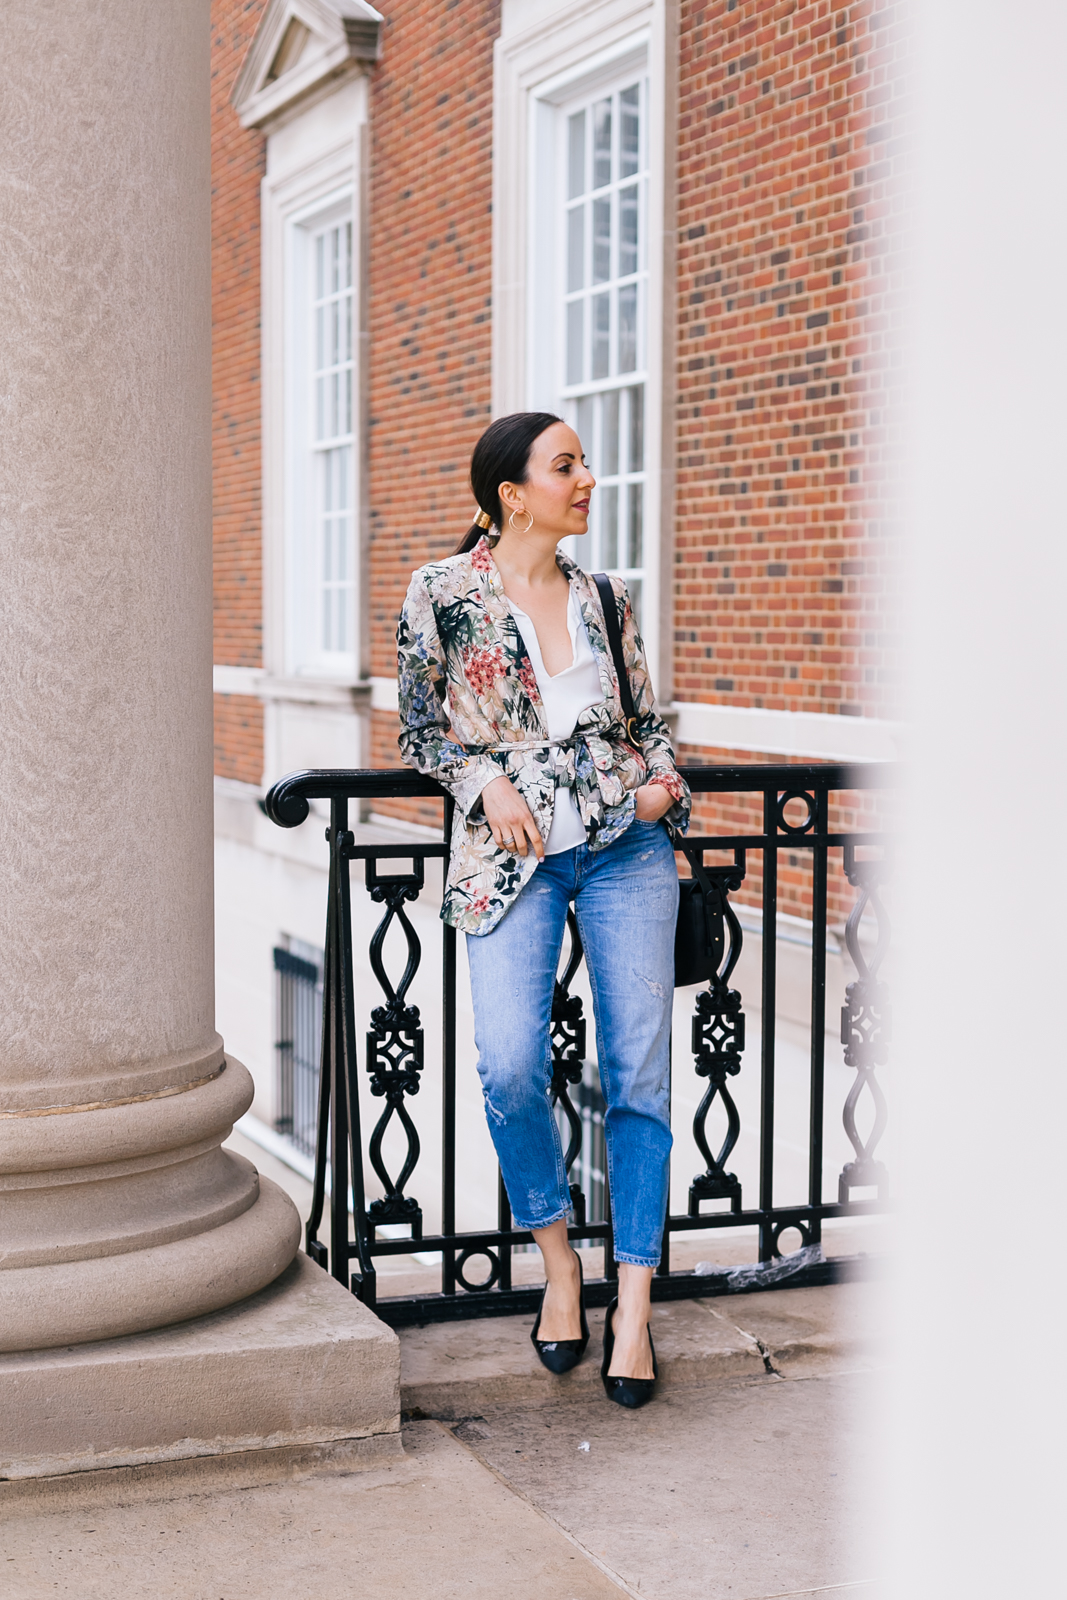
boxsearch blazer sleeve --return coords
[396,569,504,818]
[612,577,691,832]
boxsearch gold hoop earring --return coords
[509,509,534,535]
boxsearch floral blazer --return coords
[396,535,690,935]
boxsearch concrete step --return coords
[400,1281,883,1419]
[0,1249,399,1481]
[1,1418,630,1600]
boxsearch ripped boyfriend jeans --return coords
[465,818,678,1268]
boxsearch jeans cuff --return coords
[612,1251,661,1269]
[511,1201,574,1232]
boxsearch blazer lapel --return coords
[472,538,545,730]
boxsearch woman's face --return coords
[500,422,596,540]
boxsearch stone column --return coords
[0,0,300,1351]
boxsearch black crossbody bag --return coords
[593,573,721,988]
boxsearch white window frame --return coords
[285,189,356,678]
[493,0,673,693]
[260,91,367,692]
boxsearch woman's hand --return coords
[634,782,674,822]
[481,775,545,859]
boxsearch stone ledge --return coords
[722,1282,884,1373]
[399,1281,882,1418]
[0,1253,399,1480]
[0,1432,403,1509]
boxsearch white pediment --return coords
[232,0,383,129]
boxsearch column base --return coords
[0,1173,302,1353]
[0,1250,400,1480]
[1,1061,302,1352]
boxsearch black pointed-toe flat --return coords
[531,1250,590,1374]
[600,1297,658,1409]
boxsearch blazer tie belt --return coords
[463,726,642,812]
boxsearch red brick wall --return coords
[214,693,266,784]
[680,744,889,922]
[211,0,267,786]
[367,0,500,684]
[365,0,501,823]
[674,0,897,723]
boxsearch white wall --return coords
[894,2,1067,1592]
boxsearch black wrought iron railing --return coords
[264,764,894,1327]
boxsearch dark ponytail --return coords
[453,411,561,555]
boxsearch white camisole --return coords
[508,587,603,855]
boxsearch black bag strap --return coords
[593,572,640,750]
[683,848,718,956]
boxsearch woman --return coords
[396,412,690,1408]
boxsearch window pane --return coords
[601,485,619,567]
[319,446,351,654]
[568,110,586,199]
[627,385,644,471]
[567,206,584,292]
[620,85,640,178]
[576,394,594,465]
[592,196,611,284]
[558,80,647,590]
[307,214,355,667]
[603,389,620,475]
[619,184,638,278]
[627,481,643,568]
[593,98,611,189]
[626,577,642,628]
[567,298,584,385]
[592,291,610,379]
[618,283,637,373]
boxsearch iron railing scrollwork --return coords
[550,909,591,1228]
[685,848,747,1218]
[265,763,895,1325]
[838,841,891,1203]
[364,852,427,1235]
